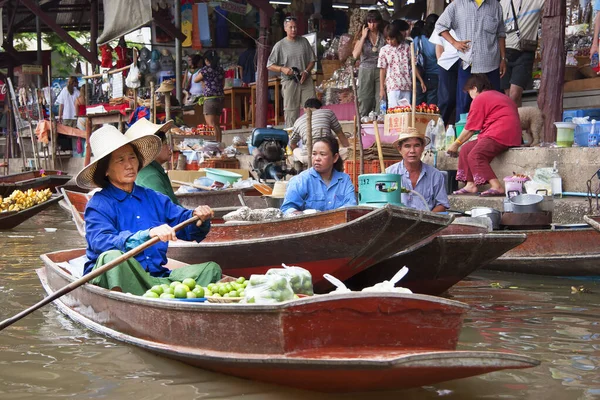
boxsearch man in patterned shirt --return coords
[435,0,506,117]
[289,98,350,167]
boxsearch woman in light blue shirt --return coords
[281,137,357,214]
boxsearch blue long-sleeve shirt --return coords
[386,161,450,211]
[84,183,210,276]
[280,168,357,214]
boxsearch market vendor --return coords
[75,125,221,295]
[446,74,521,197]
[386,130,449,212]
[124,118,180,205]
[289,98,350,167]
[281,136,357,214]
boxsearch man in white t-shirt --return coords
[429,29,460,125]
[56,76,80,127]
[500,0,544,106]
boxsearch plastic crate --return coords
[344,160,399,187]
[563,109,584,122]
[575,124,591,147]
[582,108,600,121]
[199,158,240,169]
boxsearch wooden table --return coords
[84,110,131,166]
[250,77,282,127]
[223,87,252,130]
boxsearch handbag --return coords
[509,0,538,52]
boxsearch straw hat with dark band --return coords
[75,125,162,190]
[392,127,431,148]
[125,118,174,140]
[156,79,175,93]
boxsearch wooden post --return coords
[164,93,171,122]
[255,10,270,128]
[373,121,385,172]
[349,63,364,175]
[306,108,312,168]
[537,0,566,143]
[150,81,156,124]
[410,42,416,129]
[48,66,56,170]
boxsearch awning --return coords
[97,0,153,45]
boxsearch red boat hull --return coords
[36,249,539,393]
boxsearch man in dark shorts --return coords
[500,0,544,107]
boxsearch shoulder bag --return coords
[509,0,538,52]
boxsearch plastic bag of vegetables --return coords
[243,274,295,304]
[266,264,314,295]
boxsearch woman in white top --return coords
[56,76,80,127]
[184,54,204,104]
[429,29,459,125]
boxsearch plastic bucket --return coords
[554,122,576,147]
[358,173,403,207]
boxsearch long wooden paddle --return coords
[0,216,200,331]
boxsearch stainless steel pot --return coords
[510,193,544,213]
[470,207,501,230]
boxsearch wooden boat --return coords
[0,194,63,229]
[345,220,527,295]
[0,170,72,197]
[60,189,90,237]
[486,225,600,275]
[37,248,539,393]
[176,187,268,209]
[167,205,453,291]
[584,215,600,232]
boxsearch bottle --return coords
[551,161,562,199]
[592,52,599,71]
[435,118,446,152]
[425,120,436,150]
[589,119,598,147]
[379,99,387,115]
[444,125,456,151]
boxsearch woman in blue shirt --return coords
[281,136,357,214]
[75,125,221,295]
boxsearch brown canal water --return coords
[1,205,600,399]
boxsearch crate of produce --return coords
[344,160,399,187]
[199,158,240,170]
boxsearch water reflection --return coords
[1,205,600,398]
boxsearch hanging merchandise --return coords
[149,49,161,73]
[115,37,129,70]
[214,5,229,48]
[159,49,175,72]
[138,47,151,74]
[100,44,114,68]
[125,49,141,89]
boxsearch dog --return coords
[518,107,544,147]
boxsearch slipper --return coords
[479,189,505,197]
[453,188,478,195]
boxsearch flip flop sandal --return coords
[479,189,505,197]
[453,188,477,195]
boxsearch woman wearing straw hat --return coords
[281,136,357,215]
[75,125,221,295]
[386,129,449,212]
[125,118,179,205]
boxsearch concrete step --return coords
[449,194,595,224]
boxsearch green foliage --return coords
[13,31,90,77]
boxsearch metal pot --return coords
[470,207,501,230]
[509,193,544,213]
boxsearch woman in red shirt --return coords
[446,74,521,197]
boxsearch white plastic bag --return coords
[243,274,295,304]
[361,267,413,293]
[267,264,314,295]
[125,62,141,89]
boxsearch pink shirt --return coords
[465,90,522,147]
[377,42,412,92]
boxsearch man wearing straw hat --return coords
[386,129,449,212]
[75,125,221,295]
[125,118,180,205]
